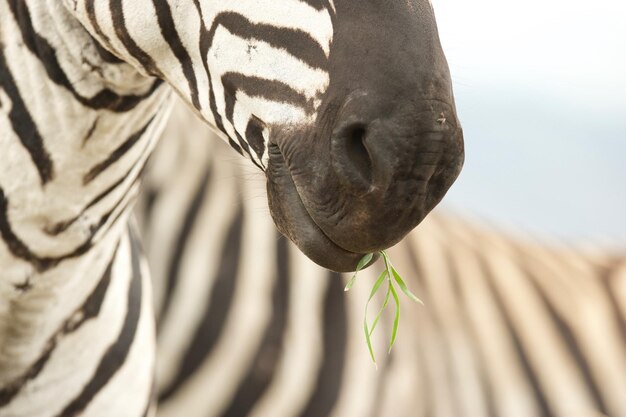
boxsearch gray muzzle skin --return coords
[266,0,465,272]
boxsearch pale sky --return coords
[431,0,626,243]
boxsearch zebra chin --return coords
[266,143,378,272]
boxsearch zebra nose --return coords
[330,120,377,196]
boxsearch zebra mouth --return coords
[266,144,377,272]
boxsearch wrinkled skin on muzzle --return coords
[267,0,464,272]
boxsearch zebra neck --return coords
[0,228,155,417]
[0,0,173,275]
[0,225,117,385]
[0,0,165,399]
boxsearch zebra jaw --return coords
[266,143,377,273]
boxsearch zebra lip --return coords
[266,144,376,272]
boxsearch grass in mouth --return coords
[344,251,423,367]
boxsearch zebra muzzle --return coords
[266,143,379,272]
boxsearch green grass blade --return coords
[391,266,424,305]
[344,275,357,292]
[357,252,374,271]
[344,253,374,291]
[368,270,388,300]
[380,250,392,273]
[369,283,391,336]
[346,250,423,365]
[388,282,401,353]
[363,268,388,366]
[364,298,377,366]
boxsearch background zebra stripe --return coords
[138,100,626,417]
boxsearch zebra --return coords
[0,0,463,416]
[139,100,626,417]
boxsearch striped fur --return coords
[0,2,169,415]
[0,1,339,415]
[2,0,455,415]
[66,0,337,168]
[139,101,626,417]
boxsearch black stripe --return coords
[94,40,125,64]
[32,173,142,255]
[7,0,161,112]
[197,9,326,157]
[440,235,499,417]
[156,165,212,325]
[83,115,156,184]
[477,253,555,417]
[141,383,156,417]
[230,124,253,158]
[0,244,117,408]
[600,263,626,350]
[45,177,125,235]
[141,400,153,417]
[433,219,500,417]
[0,346,53,409]
[109,0,161,76]
[85,0,123,63]
[0,187,58,271]
[73,176,140,246]
[219,233,289,417]
[191,4,244,156]
[151,0,200,110]
[227,137,244,156]
[85,163,144,211]
[400,238,436,417]
[510,245,610,415]
[0,185,131,272]
[0,42,54,184]
[402,238,428,289]
[79,190,141,259]
[207,12,328,72]
[138,186,159,232]
[193,4,243,156]
[518,260,609,415]
[298,271,347,417]
[245,116,267,166]
[221,72,310,159]
[222,73,313,122]
[46,155,149,236]
[193,1,228,137]
[81,118,99,146]
[56,230,144,417]
[234,130,264,171]
[405,236,464,417]
[300,0,335,13]
[158,203,244,401]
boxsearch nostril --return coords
[346,125,372,184]
[332,123,374,194]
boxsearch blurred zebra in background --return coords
[138,100,626,417]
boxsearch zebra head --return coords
[70,0,463,272]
